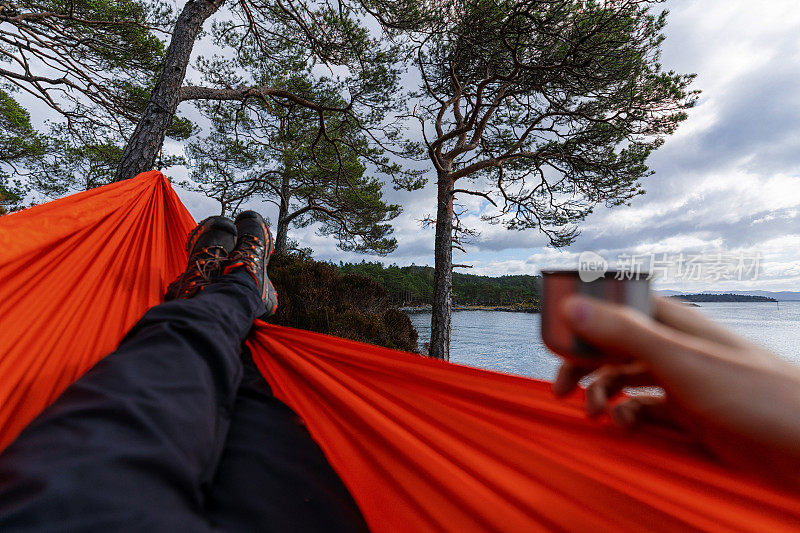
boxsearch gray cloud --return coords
[647,65,800,180]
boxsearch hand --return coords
[553,295,800,490]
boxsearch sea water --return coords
[407,302,800,380]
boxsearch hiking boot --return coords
[223,210,278,318]
[165,216,237,300]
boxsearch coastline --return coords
[400,304,540,314]
[401,299,763,314]
[401,301,703,313]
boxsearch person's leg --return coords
[0,214,265,532]
[205,346,369,532]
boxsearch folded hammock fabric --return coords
[1,172,799,532]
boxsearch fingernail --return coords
[564,297,593,325]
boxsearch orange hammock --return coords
[1,172,799,531]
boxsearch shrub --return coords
[266,253,419,353]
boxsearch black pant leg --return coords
[0,269,263,532]
[205,347,369,533]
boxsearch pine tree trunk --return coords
[275,203,290,254]
[115,0,222,182]
[274,171,290,254]
[429,171,454,360]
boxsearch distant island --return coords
[658,289,800,301]
[670,293,778,303]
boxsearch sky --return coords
[125,1,800,292]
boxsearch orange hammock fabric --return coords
[1,172,799,531]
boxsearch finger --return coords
[654,297,755,351]
[610,395,674,429]
[559,294,779,402]
[560,294,696,367]
[553,361,597,397]
[585,363,655,417]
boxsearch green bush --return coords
[266,253,419,353]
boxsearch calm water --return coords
[408,302,800,380]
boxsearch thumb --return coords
[560,294,690,366]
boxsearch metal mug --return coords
[540,270,652,359]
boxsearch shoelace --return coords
[224,234,267,297]
[180,247,228,290]
[230,234,261,261]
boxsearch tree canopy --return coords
[186,89,405,255]
[0,88,46,212]
[0,0,185,134]
[115,0,434,181]
[0,0,193,200]
[184,36,422,254]
[413,0,698,244]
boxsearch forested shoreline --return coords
[337,262,540,308]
